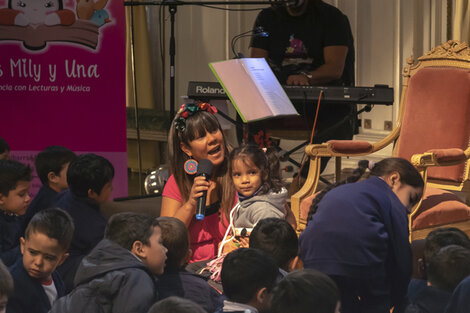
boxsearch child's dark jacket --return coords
[24,185,58,228]
[404,285,451,313]
[156,268,223,312]
[7,257,66,313]
[54,190,106,291]
[0,212,22,266]
[50,239,157,313]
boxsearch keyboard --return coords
[187,81,394,105]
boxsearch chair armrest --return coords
[304,128,401,158]
[305,140,372,157]
[411,148,469,168]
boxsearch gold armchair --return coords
[292,40,470,239]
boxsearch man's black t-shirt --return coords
[250,2,355,86]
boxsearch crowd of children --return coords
[2,101,470,313]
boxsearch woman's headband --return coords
[174,102,218,133]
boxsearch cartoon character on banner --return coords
[76,0,110,26]
[0,0,111,50]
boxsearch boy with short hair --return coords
[249,218,299,274]
[219,248,279,313]
[6,208,73,313]
[0,160,32,266]
[0,137,9,160]
[405,245,470,313]
[156,217,223,313]
[50,212,168,313]
[24,146,76,226]
[54,153,114,291]
[408,227,470,303]
[148,296,206,313]
[271,269,341,313]
[0,260,14,313]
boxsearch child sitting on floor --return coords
[7,208,73,313]
[271,269,341,313]
[408,227,470,303]
[218,248,279,313]
[156,216,223,313]
[54,153,114,292]
[249,217,300,275]
[404,244,470,313]
[50,212,167,313]
[24,146,76,228]
[0,160,32,266]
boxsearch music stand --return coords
[124,0,290,194]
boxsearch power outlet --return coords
[364,119,372,129]
[384,121,393,131]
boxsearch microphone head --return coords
[196,159,213,178]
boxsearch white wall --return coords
[143,0,450,165]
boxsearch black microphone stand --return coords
[124,0,291,119]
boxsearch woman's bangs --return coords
[185,112,220,141]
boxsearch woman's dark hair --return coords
[307,157,424,221]
[229,144,284,194]
[168,110,235,218]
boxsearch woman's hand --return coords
[187,175,211,209]
[161,176,211,227]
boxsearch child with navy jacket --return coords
[156,216,224,313]
[7,208,74,313]
[218,248,279,313]
[54,153,114,292]
[404,245,470,313]
[0,160,32,266]
[24,146,76,228]
[300,158,424,313]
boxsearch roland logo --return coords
[196,85,226,95]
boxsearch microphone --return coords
[195,159,213,221]
[231,27,269,59]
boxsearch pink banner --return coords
[0,0,127,198]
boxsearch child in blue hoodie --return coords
[300,158,424,313]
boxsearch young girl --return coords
[299,157,424,313]
[218,144,287,255]
[161,102,236,263]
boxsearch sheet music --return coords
[240,58,296,116]
[209,58,298,122]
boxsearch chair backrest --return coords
[394,41,470,188]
